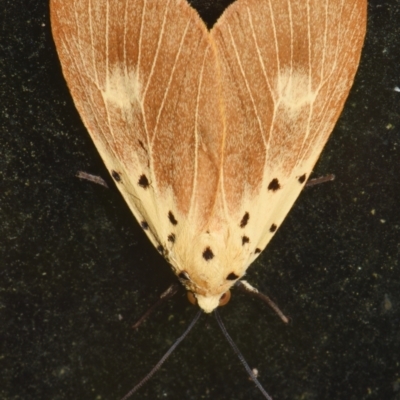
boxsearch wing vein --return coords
[137,0,146,85]
[246,6,276,161]
[151,19,192,146]
[297,0,362,166]
[59,19,119,171]
[227,22,267,150]
[247,7,275,103]
[188,45,210,219]
[288,0,294,83]
[268,0,280,90]
[87,0,99,87]
[123,0,128,78]
[142,0,169,103]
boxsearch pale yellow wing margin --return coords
[50,0,223,255]
[212,0,367,269]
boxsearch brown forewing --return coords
[51,0,224,230]
[212,0,367,214]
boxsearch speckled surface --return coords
[1,1,400,399]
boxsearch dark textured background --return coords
[1,1,399,399]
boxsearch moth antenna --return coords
[214,310,273,400]
[121,310,202,400]
[236,281,289,324]
[132,283,179,329]
[305,173,335,187]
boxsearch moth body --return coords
[50,0,367,313]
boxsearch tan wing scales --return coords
[51,0,367,313]
[51,0,223,253]
[211,0,367,274]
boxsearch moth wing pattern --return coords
[51,0,367,313]
[50,0,223,259]
[212,0,367,270]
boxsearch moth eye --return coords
[269,224,277,232]
[226,272,239,281]
[255,248,261,254]
[179,271,190,280]
[268,178,281,191]
[202,247,214,261]
[240,212,250,228]
[168,211,178,226]
[111,170,121,181]
[138,174,149,188]
[218,290,231,306]
[242,236,250,245]
[187,291,197,305]
[141,221,149,230]
[298,173,307,184]
[168,233,176,243]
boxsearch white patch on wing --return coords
[277,69,317,115]
[102,66,143,111]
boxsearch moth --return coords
[50,0,366,313]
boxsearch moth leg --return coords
[236,280,289,324]
[305,173,335,187]
[75,171,109,188]
[132,283,179,329]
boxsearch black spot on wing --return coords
[226,272,239,281]
[298,173,307,184]
[168,233,176,243]
[203,247,214,261]
[242,236,250,245]
[179,271,190,280]
[255,248,261,254]
[138,174,149,188]
[111,170,121,182]
[157,245,164,254]
[269,224,277,232]
[268,178,280,191]
[141,221,149,230]
[240,212,250,228]
[168,211,178,226]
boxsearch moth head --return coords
[187,290,231,313]
[171,231,246,313]
[177,269,234,312]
